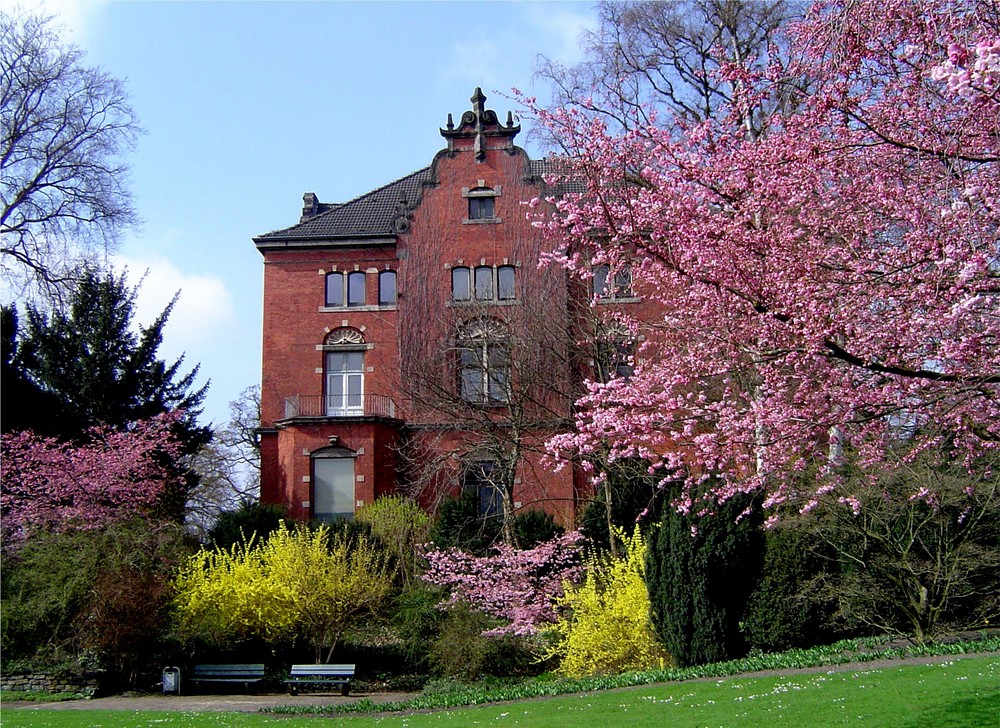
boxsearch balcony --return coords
[283,393,397,420]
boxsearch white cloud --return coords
[112,253,236,366]
[522,4,596,64]
[1,0,107,47]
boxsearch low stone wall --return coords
[0,671,100,696]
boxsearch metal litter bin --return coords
[162,666,181,695]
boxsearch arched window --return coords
[452,267,471,301]
[325,272,344,307]
[347,271,366,306]
[312,445,356,521]
[325,270,368,307]
[497,265,516,300]
[378,270,397,306]
[474,266,493,300]
[458,319,509,404]
[324,328,365,415]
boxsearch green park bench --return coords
[284,663,355,696]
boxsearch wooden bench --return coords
[284,663,355,696]
[190,664,265,692]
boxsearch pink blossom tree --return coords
[531,0,999,518]
[1,413,185,549]
[422,531,585,636]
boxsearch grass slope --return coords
[2,656,997,728]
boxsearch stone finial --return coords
[440,88,520,157]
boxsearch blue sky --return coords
[11,0,598,427]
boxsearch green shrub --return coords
[356,495,432,587]
[512,509,562,548]
[1,520,188,688]
[207,501,286,549]
[743,525,840,653]
[430,490,563,554]
[646,490,764,667]
[428,603,538,681]
[391,583,446,671]
[579,458,661,554]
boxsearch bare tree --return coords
[396,214,596,547]
[1,11,141,300]
[186,385,262,539]
[534,0,802,142]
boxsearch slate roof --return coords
[254,167,435,242]
[254,157,580,248]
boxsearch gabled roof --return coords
[254,166,435,246]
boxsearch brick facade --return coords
[254,89,638,530]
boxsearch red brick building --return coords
[254,89,640,530]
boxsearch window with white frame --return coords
[323,327,365,415]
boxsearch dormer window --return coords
[463,184,501,224]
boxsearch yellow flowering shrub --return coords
[544,527,670,677]
[173,523,392,660]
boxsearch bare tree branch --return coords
[1,11,141,302]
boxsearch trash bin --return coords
[162,666,181,695]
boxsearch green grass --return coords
[2,656,997,728]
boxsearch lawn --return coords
[3,656,997,728]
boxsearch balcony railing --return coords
[283,393,397,419]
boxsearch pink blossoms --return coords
[422,531,585,636]
[531,0,999,517]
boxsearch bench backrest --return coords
[193,664,265,678]
[289,663,355,677]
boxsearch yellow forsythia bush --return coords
[174,522,392,661]
[545,527,670,677]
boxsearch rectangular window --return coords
[593,264,633,300]
[475,266,493,300]
[313,457,355,521]
[326,351,364,415]
[593,265,610,299]
[459,347,482,401]
[614,267,633,298]
[469,196,495,220]
[487,345,509,402]
[379,270,397,306]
